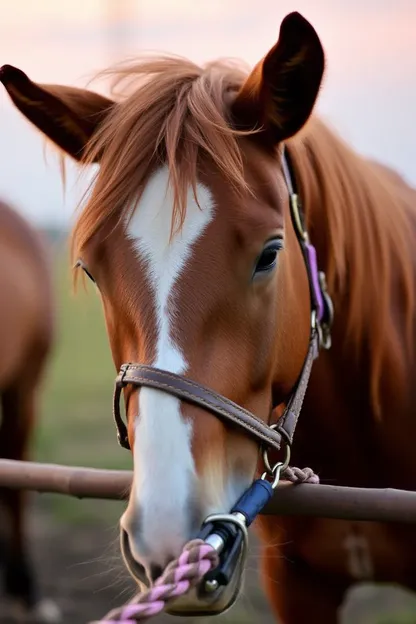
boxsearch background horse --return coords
[0,199,55,619]
[2,11,415,623]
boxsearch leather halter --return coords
[113,147,334,453]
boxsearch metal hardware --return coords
[290,194,309,242]
[201,512,249,557]
[318,271,334,350]
[198,512,249,593]
[262,432,291,489]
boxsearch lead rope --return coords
[90,466,319,624]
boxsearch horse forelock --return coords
[70,55,254,267]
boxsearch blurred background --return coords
[0,1,415,622]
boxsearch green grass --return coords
[33,245,132,524]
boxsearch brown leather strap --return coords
[114,365,283,451]
[113,329,319,452]
[113,382,131,450]
[274,329,319,444]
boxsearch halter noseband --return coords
[113,146,334,455]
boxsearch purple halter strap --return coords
[282,147,333,342]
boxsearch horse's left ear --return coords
[0,64,114,162]
[231,12,325,145]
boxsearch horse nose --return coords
[120,514,187,587]
[119,527,150,587]
[120,503,198,585]
[120,525,175,585]
[149,563,164,583]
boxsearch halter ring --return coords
[262,441,291,489]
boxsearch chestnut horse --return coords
[2,11,415,623]
[0,199,55,618]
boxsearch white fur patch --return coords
[125,166,215,565]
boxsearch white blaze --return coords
[125,166,215,563]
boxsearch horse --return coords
[0,199,55,619]
[2,11,415,623]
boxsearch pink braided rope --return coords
[91,540,219,623]
[283,465,320,484]
[92,465,318,623]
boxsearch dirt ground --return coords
[2,502,416,624]
[0,500,275,624]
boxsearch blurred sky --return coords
[0,0,415,229]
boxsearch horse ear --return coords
[0,64,115,162]
[231,12,325,145]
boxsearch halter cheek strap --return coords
[282,148,334,344]
[113,148,333,453]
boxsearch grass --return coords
[33,244,131,524]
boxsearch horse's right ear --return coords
[0,65,114,162]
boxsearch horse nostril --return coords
[120,528,149,588]
[149,563,164,582]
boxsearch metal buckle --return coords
[318,322,332,351]
[290,194,309,243]
[311,276,334,351]
[317,271,334,350]
[116,363,129,388]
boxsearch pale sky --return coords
[0,0,415,228]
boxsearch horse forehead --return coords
[126,166,216,294]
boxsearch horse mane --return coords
[70,55,253,260]
[287,118,415,415]
[70,55,415,417]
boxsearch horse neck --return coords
[287,119,416,418]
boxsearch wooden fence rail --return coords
[1,459,415,524]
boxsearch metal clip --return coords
[201,512,249,593]
[318,271,334,350]
[290,194,309,242]
[167,512,248,616]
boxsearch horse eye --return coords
[83,268,96,284]
[75,260,96,284]
[254,239,283,276]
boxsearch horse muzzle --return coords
[120,510,248,617]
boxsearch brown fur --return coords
[2,11,416,624]
[287,118,415,415]
[68,69,416,620]
[70,56,253,258]
[0,199,55,612]
[69,56,415,417]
